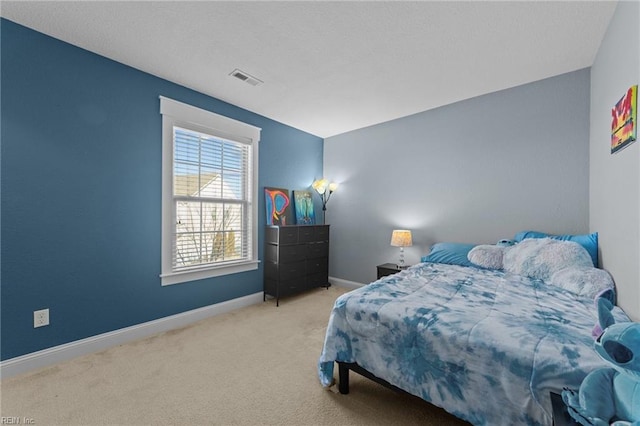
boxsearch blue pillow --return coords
[513,230,598,267]
[421,242,477,267]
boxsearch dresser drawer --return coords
[278,227,298,244]
[278,260,307,280]
[264,278,278,296]
[307,242,328,258]
[278,279,307,297]
[274,244,307,263]
[264,261,306,280]
[307,257,328,274]
[298,226,315,242]
[266,226,298,244]
[307,272,329,288]
[315,225,330,241]
[265,278,306,297]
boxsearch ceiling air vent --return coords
[229,69,263,86]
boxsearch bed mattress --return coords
[318,263,628,425]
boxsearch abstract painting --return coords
[264,187,292,226]
[293,190,315,225]
[611,85,637,154]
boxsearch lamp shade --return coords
[390,230,412,247]
[312,178,328,195]
[312,178,338,196]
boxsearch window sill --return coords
[160,260,260,286]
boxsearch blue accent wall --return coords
[0,19,323,360]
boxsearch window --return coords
[160,97,260,286]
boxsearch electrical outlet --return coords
[34,309,49,328]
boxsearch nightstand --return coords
[377,263,407,279]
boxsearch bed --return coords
[317,234,630,426]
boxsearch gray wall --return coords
[590,1,640,321]
[324,69,591,285]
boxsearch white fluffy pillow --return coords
[502,238,592,281]
[467,245,506,269]
[549,267,614,299]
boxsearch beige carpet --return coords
[1,286,469,425]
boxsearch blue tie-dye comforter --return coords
[318,263,629,425]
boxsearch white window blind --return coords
[160,97,260,286]
[173,126,250,269]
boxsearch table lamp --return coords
[390,229,412,268]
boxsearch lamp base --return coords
[398,247,405,269]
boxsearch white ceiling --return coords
[1,1,617,138]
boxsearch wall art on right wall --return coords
[611,84,637,154]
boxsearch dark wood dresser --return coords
[264,225,330,306]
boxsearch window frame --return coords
[160,96,261,286]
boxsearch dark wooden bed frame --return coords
[337,361,409,395]
[338,361,572,425]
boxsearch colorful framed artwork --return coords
[264,187,292,226]
[293,190,315,225]
[611,85,637,154]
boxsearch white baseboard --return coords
[329,276,364,290]
[1,292,264,380]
